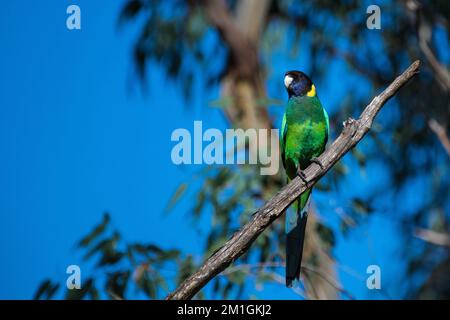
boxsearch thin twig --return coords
[302,265,355,300]
[265,271,307,298]
[221,261,354,299]
[428,119,450,157]
[414,227,450,247]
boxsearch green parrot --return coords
[280,70,329,287]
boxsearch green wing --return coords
[280,113,287,169]
[323,107,329,144]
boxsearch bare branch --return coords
[166,60,421,300]
[428,119,450,157]
[414,227,450,247]
[405,0,450,91]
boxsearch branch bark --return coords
[204,0,261,79]
[166,60,421,300]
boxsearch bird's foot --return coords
[296,168,309,186]
[311,157,325,170]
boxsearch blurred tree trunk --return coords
[205,0,339,299]
[205,0,271,130]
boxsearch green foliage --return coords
[34,213,190,300]
[117,0,214,100]
[315,222,335,249]
[78,213,110,248]
[65,278,99,300]
[165,183,188,213]
[33,280,60,300]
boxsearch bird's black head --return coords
[284,71,315,98]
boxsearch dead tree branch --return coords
[166,60,421,300]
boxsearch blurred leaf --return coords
[339,219,351,237]
[65,278,94,300]
[205,234,229,258]
[177,255,195,285]
[78,213,110,248]
[316,222,335,249]
[255,97,284,107]
[186,7,207,43]
[89,286,100,300]
[137,271,157,299]
[255,271,275,286]
[158,249,180,261]
[165,183,188,213]
[351,148,366,168]
[98,251,124,267]
[34,280,59,300]
[106,271,130,299]
[194,190,206,217]
[227,269,246,285]
[351,198,372,215]
[118,0,144,26]
[208,97,234,109]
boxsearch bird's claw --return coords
[311,157,324,170]
[296,168,309,186]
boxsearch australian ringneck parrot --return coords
[280,71,329,287]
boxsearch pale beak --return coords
[284,75,293,88]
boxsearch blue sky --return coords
[0,1,419,299]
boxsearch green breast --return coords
[283,96,328,178]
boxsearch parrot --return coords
[280,70,329,287]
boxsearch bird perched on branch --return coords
[281,71,329,287]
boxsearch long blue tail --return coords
[285,189,311,287]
